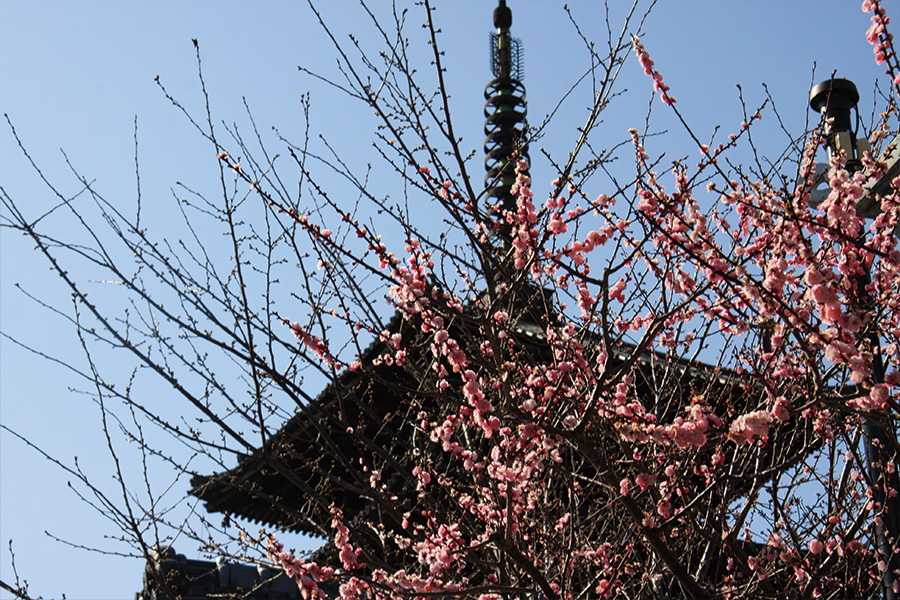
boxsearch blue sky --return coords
[0,1,889,598]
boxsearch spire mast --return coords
[484,0,529,213]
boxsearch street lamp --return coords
[810,77,900,600]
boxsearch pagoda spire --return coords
[484,0,529,214]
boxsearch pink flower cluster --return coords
[290,322,336,368]
[509,161,538,269]
[632,35,676,105]
[266,533,334,599]
[728,410,773,445]
[331,507,364,571]
[863,0,898,82]
[660,398,722,449]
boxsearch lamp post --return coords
[810,77,900,600]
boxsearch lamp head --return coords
[809,78,859,136]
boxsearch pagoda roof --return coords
[189,299,794,537]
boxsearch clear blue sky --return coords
[0,2,887,598]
